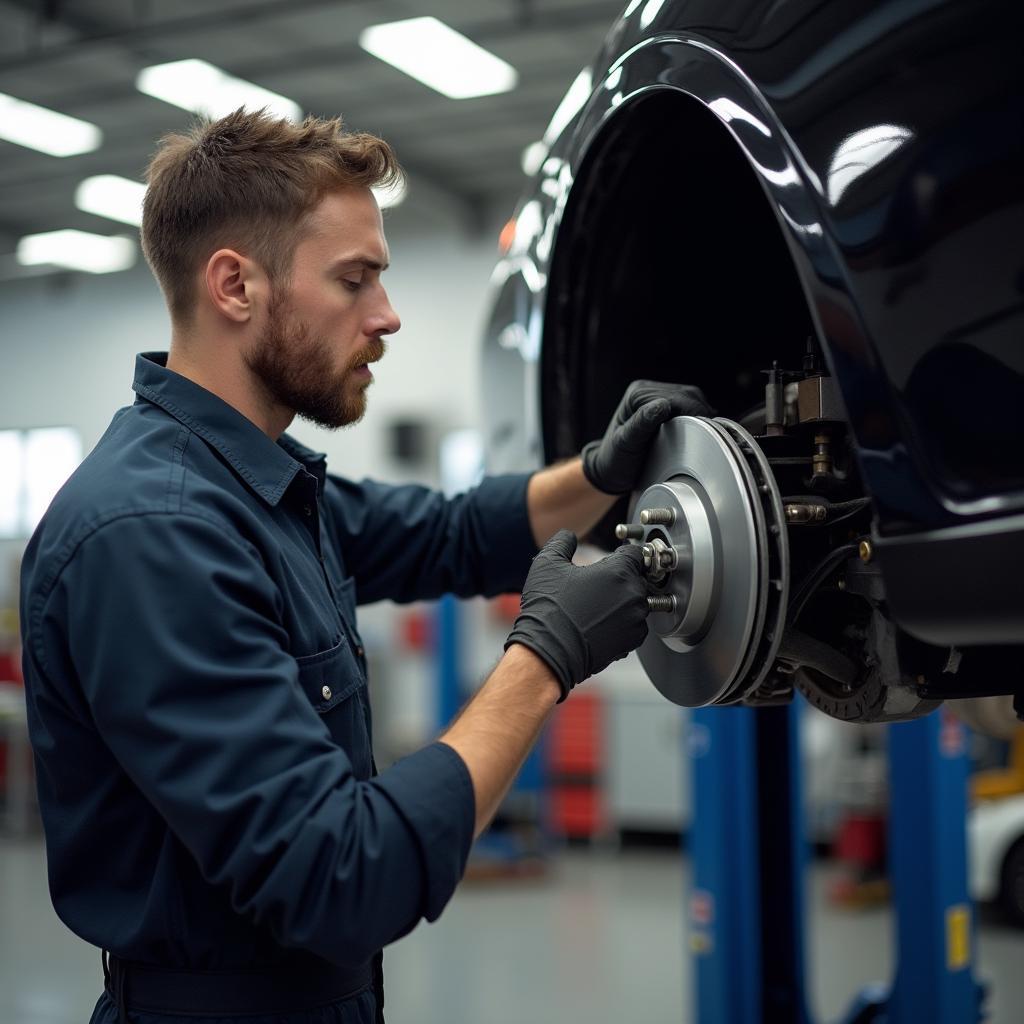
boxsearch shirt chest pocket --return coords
[295,636,373,781]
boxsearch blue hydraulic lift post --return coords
[839,712,986,1023]
[689,698,986,1024]
[754,702,812,1024]
[435,592,545,807]
[436,593,462,728]
[690,702,813,1024]
[690,705,764,1023]
[882,712,986,1023]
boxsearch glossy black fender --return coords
[483,0,1024,646]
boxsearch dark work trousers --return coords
[89,950,386,1024]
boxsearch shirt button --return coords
[356,646,364,657]
[303,504,313,517]
[321,685,332,700]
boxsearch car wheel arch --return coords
[539,37,868,466]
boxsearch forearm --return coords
[439,644,561,837]
[526,457,618,547]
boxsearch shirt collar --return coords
[132,352,326,507]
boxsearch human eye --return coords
[341,277,363,292]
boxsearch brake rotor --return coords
[628,416,789,707]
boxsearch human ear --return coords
[204,248,256,324]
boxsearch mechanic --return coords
[19,109,711,1024]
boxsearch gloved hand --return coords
[504,529,650,701]
[581,380,714,495]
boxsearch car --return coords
[481,0,1024,724]
[969,793,1024,927]
[966,713,1024,925]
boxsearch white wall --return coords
[0,211,505,484]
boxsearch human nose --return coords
[368,287,401,337]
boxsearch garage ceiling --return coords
[0,0,624,255]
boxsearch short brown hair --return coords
[141,107,401,322]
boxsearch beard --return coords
[245,287,385,430]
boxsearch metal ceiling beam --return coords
[4,0,113,38]
[0,0,618,73]
[5,59,579,123]
[0,0,615,235]
[0,0,354,69]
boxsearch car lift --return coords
[688,702,987,1023]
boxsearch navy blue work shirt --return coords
[19,352,537,1022]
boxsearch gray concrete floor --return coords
[1,837,1022,1023]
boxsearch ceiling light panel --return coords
[136,59,302,121]
[16,230,137,274]
[75,175,147,227]
[0,92,102,157]
[359,17,518,99]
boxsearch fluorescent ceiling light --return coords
[372,176,407,209]
[16,229,137,274]
[136,59,302,121]
[0,92,101,157]
[359,17,517,99]
[75,175,147,227]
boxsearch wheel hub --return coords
[621,416,789,707]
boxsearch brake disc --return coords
[626,416,789,707]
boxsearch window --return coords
[0,428,82,539]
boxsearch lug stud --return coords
[647,595,676,614]
[639,507,675,526]
[615,523,645,541]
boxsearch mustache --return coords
[350,337,386,369]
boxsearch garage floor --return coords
[2,837,1022,1023]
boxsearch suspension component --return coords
[812,431,833,478]
[784,502,828,524]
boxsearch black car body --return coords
[482,0,1024,721]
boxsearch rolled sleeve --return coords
[324,472,538,604]
[370,742,475,921]
[38,512,472,965]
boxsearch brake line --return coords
[787,541,862,625]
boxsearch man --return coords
[19,109,710,1023]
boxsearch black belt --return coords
[102,950,373,1020]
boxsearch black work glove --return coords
[504,529,650,701]
[581,380,714,495]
